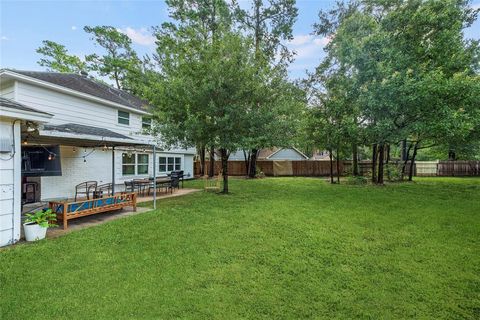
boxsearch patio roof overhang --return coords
[24,123,153,147]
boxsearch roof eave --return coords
[0,69,151,115]
[0,106,53,122]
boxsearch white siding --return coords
[0,80,15,99]
[0,118,21,247]
[269,148,307,160]
[16,81,145,139]
[183,154,194,178]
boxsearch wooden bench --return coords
[49,193,137,230]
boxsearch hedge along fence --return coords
[194,160,480,177]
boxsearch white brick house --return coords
[0,69,195,246]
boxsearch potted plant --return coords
[23,209,57,242]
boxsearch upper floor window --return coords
[142,116,152,130]
[118,110,130,125]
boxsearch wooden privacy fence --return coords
[195,160,480,177]
[196,160,348,176]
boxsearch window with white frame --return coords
[118,110,130,125]
[122,153,135,175]
[142,116,151,130]
[137,154,149,174]
[122,153,149,175]
[159,156,181,173]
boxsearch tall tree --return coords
[36,40,88,73]
[84,26,141,89]
[233,0,298,177]
[146,31,259,193]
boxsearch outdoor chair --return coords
[171,170,185,188]
[124,180,136,193]
[204,173,222,192]
[167,176,180,193]
[147,179,162,196]
[74,181,98,201]
[95,183,113,198]
[133,179,148,196]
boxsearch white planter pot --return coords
[23,222,48,242]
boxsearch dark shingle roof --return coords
[0,97,52,115]
[43,123,132,140]
[6,69,148,112]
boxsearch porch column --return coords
[111,146,115,195]
[153,145,157,209]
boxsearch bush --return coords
[385,163,402,182]
[255,167,266,178]
[346,175,368,185]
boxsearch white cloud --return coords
[71,26,77,31]
[1,36,8,41]
[287,34,330,60]
[471,3,480,10]
[289,34,314,46]
[118,27,155,46]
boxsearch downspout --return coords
[11,119,21,244]
[153,145,156,210]
[111,146,115,195]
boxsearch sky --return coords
[1,0,480,80]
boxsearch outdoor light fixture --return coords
[72,147,76,152]
[22,139,28,145]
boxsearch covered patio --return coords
[20,122,189,229]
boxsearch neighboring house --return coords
[0,69,195,246]
[310,150,331,160]
[228,147,309,161]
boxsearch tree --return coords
[36,40,88,73]
[84,26,141,89]
[146,31,258,193]
[313,0,480,184]
[152,0,234,178]
[233,0,298,177]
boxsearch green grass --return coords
[1,177,479,319]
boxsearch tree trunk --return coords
[209,146,215,177]
[329,149,334,184]
[386,144,390,164]
[199,146,206,176]
[401,142,413,179]
[352,143,359,176]
[243,150,250,175]
[336,148,341,184]
[401,139,407,161]
[448,149,456,161]
[377,143,385,184]
[408,142,419,181]
[372,144,377,183]
[248,149,258,178]
[220,148,229,194]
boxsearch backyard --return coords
[1,177,479,319]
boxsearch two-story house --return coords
[0,69,195,247]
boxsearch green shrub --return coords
[346,175,368,185]
[386,163,402,182]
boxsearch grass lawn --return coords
[1,177,479,319]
